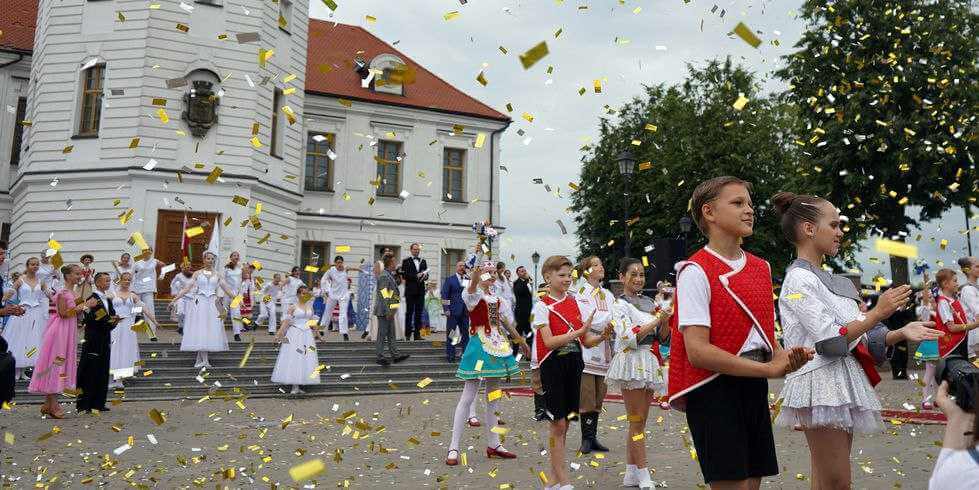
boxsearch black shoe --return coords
[177,328,183,335]
[150,337,158,342]
[376,357,391,366]
[393,354,410,364]
[361,331,369,339]
[268,331,275,336]
[95,406,111,412]
[591,438,609,452]
[234,334,242,342]
[579,437,595,455]
[343,334,349,341]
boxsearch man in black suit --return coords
[400,243,428,341]
[76,272,118,413]
[512,266,533,355]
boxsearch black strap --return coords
[968,446,979,465]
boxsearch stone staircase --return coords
[13,302,525,405]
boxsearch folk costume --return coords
[574,282,614,453]
[934,293,970,359]
[531,291,585,422]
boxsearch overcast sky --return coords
[310,1,975,284]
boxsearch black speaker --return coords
[647,238,685,290]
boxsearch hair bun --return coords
[771,191,798,216]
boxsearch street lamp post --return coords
[616,150,637,259]
[531,251,541,300]
[679,215,693,257]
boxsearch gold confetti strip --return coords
[519,41,549,69]
[416,377,433,388]
[335,245,351,253]
[205,166,223,184]
[732,22,761,48]
[184,226,204,238]
[148,408,166,425]
[732,94,749,111]
[444,11,460,21]
[289,458,326,482]
[875,239,918,259]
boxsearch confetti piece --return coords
[206,166,223,184]
[143,158,158,170]
[185,226,204,238]
[444,11,460,21]
[322,0,338,11]
[4,432,13,445]
[289,459,326,482]
[156,108,169,123]
[785,293,803,300]
[250,136,262,148]
[476,71,488,86]
[732,22,762,48]
[519,41,549,69]
[632,433,645,441]
[336,245,351,253]
[487,389,503,402]
[732,94,749,111]
[875,239,918,259]
[236,32,259,43]
[148,408,166,425]
[417,377,433,388]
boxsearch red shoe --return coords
[445,449,459,466]
[486,445,516,459]
[467,417,481,427]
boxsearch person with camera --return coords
[930,377,979,488]
[772,192,943,490]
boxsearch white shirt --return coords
[960,282,979,322]
[282,276,305,303]
[322,267,349,298]
[93,288,110,312]
[929,447,979,489]
[132,258,161,294]
[938,297,956,323]
[676,247,770,354]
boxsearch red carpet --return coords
[503,388,948,425]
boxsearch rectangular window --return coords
[300,240,330,286]
[440,248,465,284]
[10,96,27,166]
[270,88,283,158]
[0,222,9,246]
[78,64,105,136]
[278,0,293,33]
[443,148,465,202]
[376,140,402,197]
[304,133,335,192]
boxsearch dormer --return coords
[368,54,407,96]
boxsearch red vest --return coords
[667,248,776,411]
[933,295,968,358]
[535,294,584,365]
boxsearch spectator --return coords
[929,380,979,489]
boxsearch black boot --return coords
[579,412,596,454]
[589,412,610,452]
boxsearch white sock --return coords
[627,464,637,474]
[636,467,653,485]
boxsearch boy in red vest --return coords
[668,176,813,489]
[933,268,979,359]
[531,255,612,490]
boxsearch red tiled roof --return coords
[306,21,509,122]
[0,0,36,54]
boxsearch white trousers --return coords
[258,301,278,333]
[319,295,349,334]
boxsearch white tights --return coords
[450,379,501,451]
[196,351,210,366]
[923,361,937,403]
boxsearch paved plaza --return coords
[1,374,947,488]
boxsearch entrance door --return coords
[155,210,220,296]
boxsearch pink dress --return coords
[28,289,79,395]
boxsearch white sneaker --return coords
[623,469,639,487]
[636,467,655,489]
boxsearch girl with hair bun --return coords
[772,191,942,489]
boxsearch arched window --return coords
[77,60,106,136]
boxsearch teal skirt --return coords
[915,339,939,362]
[456,336,520,380]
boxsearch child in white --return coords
[259,274,283,334]
[319,256,350,338]
[170,262,194,334]
[132,250,162,312]
[109,272,161,388]
[272,286,322,394]
[957,257,979,357]
[169,252,236,368]
[281,267,305,324]
[223,252,245,338]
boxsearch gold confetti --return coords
[785,293,804,300]
[732,94,749,111]
[476,71,488,86]
[416,377,433,388]
[487,389,503,402]
[335,245,351,253]
[148,408,166,425]
[519,41,549,69]
[232,195,249,206]
[322,0,338,11]
[732,22,762,48]
[444,11,460,21]
[4,432,13,445]
[185,226,204,238]
[206,166,223,184]
[157,108,169,123]
[875,239,918,259]
[288,459,325,482]
[250,136,262,148]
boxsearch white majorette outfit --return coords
[2,278,49,369]
[132,257,161,312]
[775,259,883,433]
[280,276,305,323]
[606,299,667,393]
[223,265,245,335]
[959,281,979,357]
[109,294,141,381]
[179,271,230,360]
[258,281,281,333]
[271,303,322,388]
[319,266,350,334]
[170,273,194,331]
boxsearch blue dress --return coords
[915,340,939,361]
[456,290,520,381]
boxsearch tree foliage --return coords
[777,0,978,280]
[570,58,804,278]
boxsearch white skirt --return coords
[2,303,48,368]
[271,326,321,385]
[110,316,140,371]
[180,295,229,352]
[427,308,446,332]
[605,349,666,393]
[775,356,882,433]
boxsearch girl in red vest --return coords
[531,255,612,490]
[444,252,530,466]
[933,268,979,359]
[772,192,941,489]
[668,177,813,489]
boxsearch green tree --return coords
[777,0,978,283]
[570,58,804,279]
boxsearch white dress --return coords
[111,265,135,294]
[605,299,667,392]
[2,280,48,368]
[180,272,229,352]
[775,267,882,433]
[271,304,321,385]
[110,295,141,373]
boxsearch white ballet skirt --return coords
[775,356,883,433]
[271,305,321,385]
[604,299,666,393]
[180,273,229,352]
[2,281,48,368]
[110,295,141,373]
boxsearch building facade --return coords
[0,0,509,290]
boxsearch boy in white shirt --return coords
[320,256,351,340]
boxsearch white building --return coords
[1,0,510,291]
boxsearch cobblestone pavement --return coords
[0,375,947,489]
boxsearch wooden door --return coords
[155,210,220,296]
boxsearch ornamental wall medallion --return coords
[181,80,219,138]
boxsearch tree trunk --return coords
[889,252,910,287]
